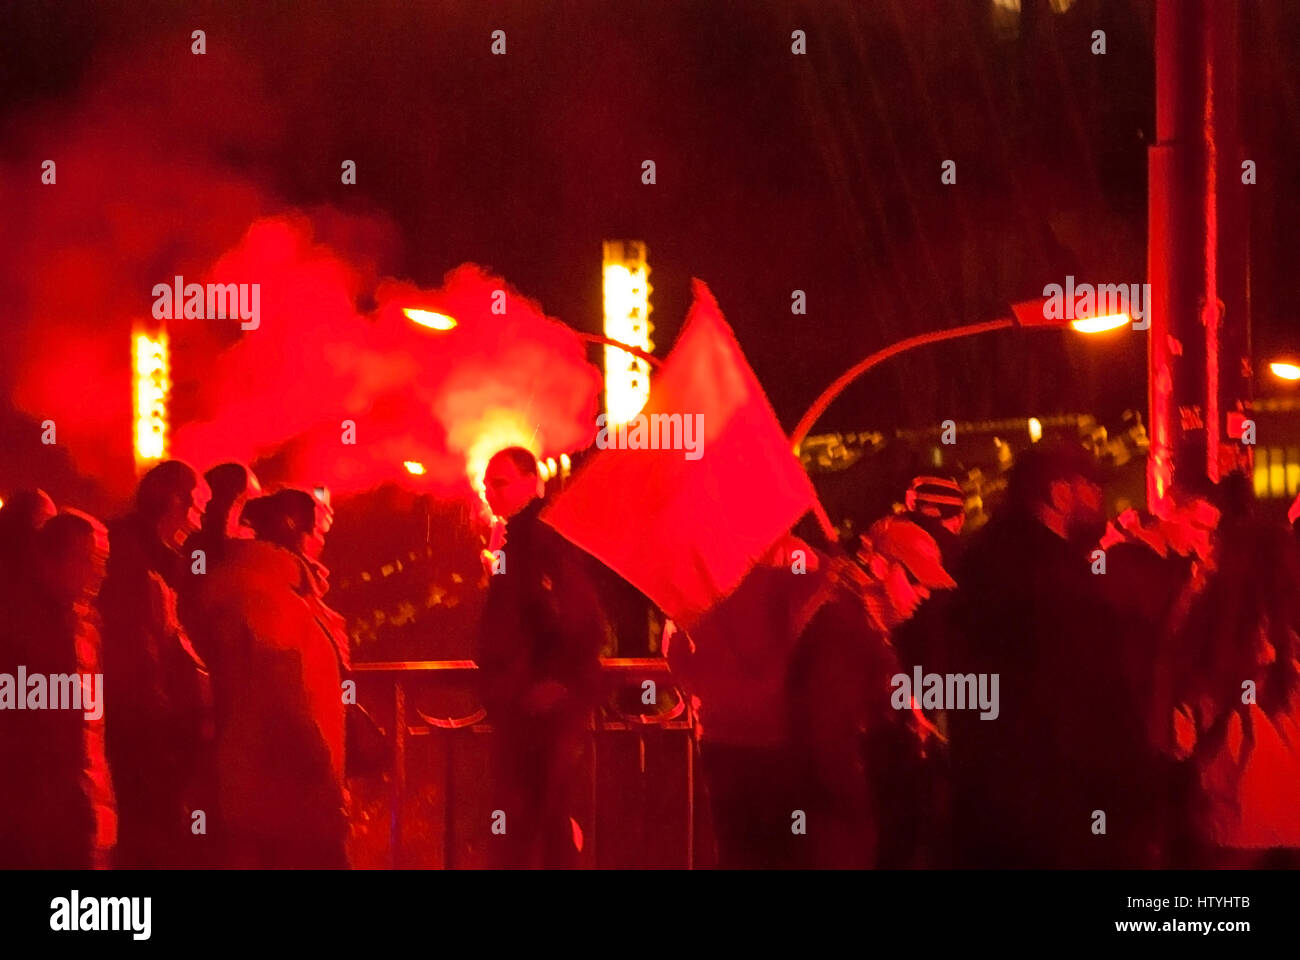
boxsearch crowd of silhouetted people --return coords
[3,443,1300,870]
[0,462,350,868]
[671,446,1300,869]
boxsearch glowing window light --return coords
[1254,447,1271,498]
[602,241,653,424]
[1070,313,1130,333]
[1270,362,1300,381]
[404,308,458,330]
[1270,447,1286,498]
[133,329,169,465]
[404,460,427,475]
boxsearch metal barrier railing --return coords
[350,658,695,867]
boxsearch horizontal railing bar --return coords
[352,657,671,673]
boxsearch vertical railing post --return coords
[390,679,406,868]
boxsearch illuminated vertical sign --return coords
[134,328,169,467]
[602,240,653,424]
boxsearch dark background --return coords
[1,0,1296,484]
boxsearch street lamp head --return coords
[1269,361,1300,382]
[403,307,457,330]
[1008,298,1129,332]
[1069,313,1131,333]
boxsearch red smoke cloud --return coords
[0,36,601,504]
[172,217,601,497]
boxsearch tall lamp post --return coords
[1148,0,1250,515]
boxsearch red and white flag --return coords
[542,280,816,628]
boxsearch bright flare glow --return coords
[403,307,458,330]
[404,460,427,475]
[133,330,169,464]
[1070,313,1130,333]
[1028,417,1043,443]
[461,411,541,497]
[603,241,653,424]
[1269,362,1300,381]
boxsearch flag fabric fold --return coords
[542,279,816,629]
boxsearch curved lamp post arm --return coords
[574,332,663,369]
[789,317,1015,452]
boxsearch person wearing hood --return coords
[194,488,348,868]
[945,443,1167,868]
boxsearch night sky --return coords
[2,0,1297,507]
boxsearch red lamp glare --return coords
[403,308,457,330]
[404,460,427,475]
[1270,362,1300,381]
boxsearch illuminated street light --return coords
[403,460,427,475]
[133,328,169,467]
[1069,313,1131,333]
[1269,361,1300,382]
[404,307,458,330]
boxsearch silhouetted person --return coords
[0,511,115,868]
[903,474,967,567]
[1168,475,1300,864]
[99,460,213,868]
[788,521,952,869]
[670,524,937,870]
[181,463,261,668]
[0,489,56,606]
[194,489,348,867]
[477,447,612,868]
[186,463,261,567]
[1093,493,1220,867]
[946,444,1167,867]
[676,538,826,869]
